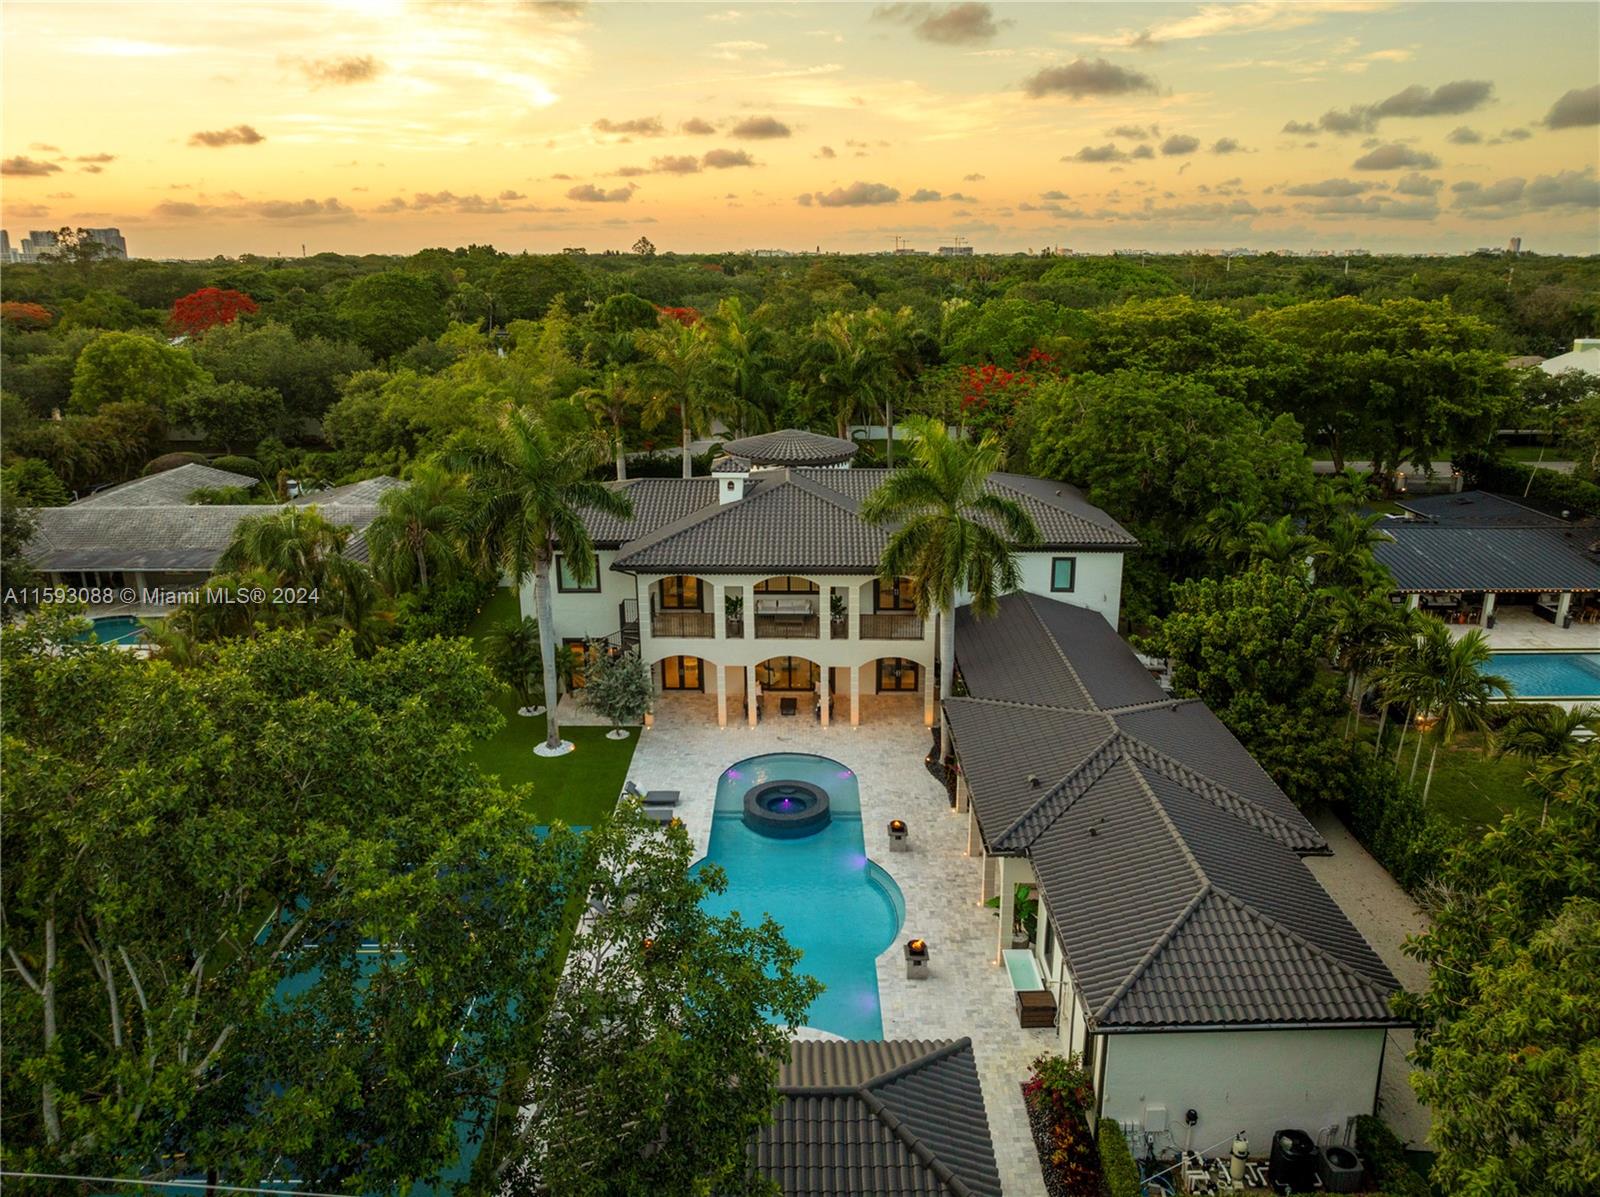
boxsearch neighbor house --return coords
[23,462,400,610]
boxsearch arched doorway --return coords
[756,655,821,691]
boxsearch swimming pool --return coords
[75,615,147,646]
[1491,652,1600,699]
[693,752,903,1040]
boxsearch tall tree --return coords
[572,364,647,481]
[635,315,714,478]
[68,331,207,415]
[861,418,1039,754]
[805,309,887,442]
[1,622,583,1190]
[705,296,776,440]
[1491,703,1597,823]
[448,409,633,753]
[1413,629,1511,804]
[862,305,931,469]
[364,463,463,595]
[505,805,821,1195]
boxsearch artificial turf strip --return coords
[463,588,639,827]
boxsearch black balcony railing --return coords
[651,610,714,638]
[859,613,925,640]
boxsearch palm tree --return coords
[447,408,633,754]
[1414,628,1512,804]
[705,296,776,439]
[1493,704,1598,824]
[1377,615,1450,767]
[1190,499,1257,568]
[1313,511,1388,591]
[364,463,463,595]
[861,417,1040,755]
[483,615,547,715]
[218,506,365,623]
[1324,586,1398,739]
[1245,515,1318,570]
[635,316,714,478]
[806,310,886,443]
[861,305,930,469]
[573,365,647,481]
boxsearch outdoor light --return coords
[904,937,930,981]
[888,819,909,852]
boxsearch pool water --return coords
[1491,652,1600,698]
[693,752,903,1040]
[76,615,147,646]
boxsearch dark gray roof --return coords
[289,476,406,507]
[721,427,858,466]
[612,471,889,574]
[949,591,1402,1030]
[756,1039,1002,1197]
[73,462,258,507]
[591,469,1134,573]
[584,477,721,546]
[1394,490,1562,527]
[1374,524,1600,593]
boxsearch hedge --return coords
[1353,1115,1433,1197]
[1096,1118,1141,1197]
[143,451,209,475]
[210,454,264,479]
[1340,751,1448,894]
[1455,449,1600,518]
[396,574,496,642]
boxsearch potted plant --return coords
[725,591,743,634]
[483,616,546,716]
[580,646,654,739]
[985,883,1038,949]
[829,591,847,629]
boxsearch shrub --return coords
[396,574,495,642]
[1353,1115,1433,1197]
[1023,1053,1102,1196]
[1097,1118,1141,1197]
[210,454,264,479]
[580,647,654,732]
[143,451,209,475]
[1455,449,1600,518]
[1341,751,1448,893]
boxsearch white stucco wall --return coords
[952,550,1123,628]
[517,550,635,643]
[1097,1026,1387,1153]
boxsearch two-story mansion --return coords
[528,429,1137,728]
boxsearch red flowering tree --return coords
[956,348,1060,442]
[170,287,259,336]
[1,302,54,330]
[655,305,702,327]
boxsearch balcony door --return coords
[659,575,703,610]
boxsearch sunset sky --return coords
[3,1,1597,258]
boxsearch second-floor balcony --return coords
[754,596,819,639]
[859,612,925,640]
[651,609,715,638]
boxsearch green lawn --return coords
[463,588,637,827]
[1501,444,1575,465]
[1401,729,1540,834]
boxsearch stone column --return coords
[712,581,725,645]
[955,771,970,814]
[849,579,862,640]
[715,663,727,728]
[1406,593,1421,611]
[1481,591,1497,628]
[850,664,861,727]
[995,856,1016,964]
[965,804,981,856]
[820,675,830,728]
[1557,590,1573,627]
[746,664,758,727]
[923,661,936,727]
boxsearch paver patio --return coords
[625,693,1052,1197]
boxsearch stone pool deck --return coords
[625,693,1052,1197]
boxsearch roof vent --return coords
[1027,774,1041,787]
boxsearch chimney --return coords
[719,472,746,504]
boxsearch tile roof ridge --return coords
[782,467,863,515]
[992,729,1124,850]
[610,475,776,560]
[986,472,1125,539]
[1101,696,1191,716]
[1206,885,1399,999]
[1119,734,1324,852]
[860,1036,971,1092]
[945,695,1102,715]
[1088,759,1213,1027]
[1016,591,1098,709]
[1094,881,1212,1024]
[856,1042,981,1197]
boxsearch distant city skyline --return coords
[2,1,1597,257]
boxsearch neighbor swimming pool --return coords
[693,752,903,1040]
[1491,652,1600,699]
[74,615,147,646]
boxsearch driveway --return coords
[1304,808,1434,1148]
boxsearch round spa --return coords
[743,778,831,837]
